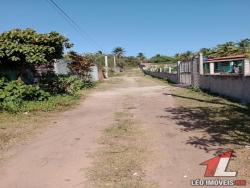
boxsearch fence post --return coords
[113,55,117,72]
[105,55,108,78]
[177,61,181,84]
[199,53,204,75]
[210,62,215,75]
[243,59,250,76]
[169,67,172,73]
[191,58,199,88]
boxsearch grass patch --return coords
[20,94,81,112]
[87,111,156,188]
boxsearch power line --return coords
[46,0,103,51]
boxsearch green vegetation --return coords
[112,47,126,71]
[0,28,72,65]
[148,38,250,63]
[124,56,139,68]
[19,94,81,112]
[66,51,94,79]
[0,75,93,113]
[0,78,49,112]
[174,51,193,61]
[0,29,96,113]
[149,54,174,64]
[112,47,125,58]
[0,28,72,81]
[200,39,250,58]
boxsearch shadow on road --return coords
[164,93,242,108]
[163,93,250,152]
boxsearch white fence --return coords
[142,55,250,104]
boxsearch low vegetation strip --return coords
[87,109,156,188]
[0,78,95,151]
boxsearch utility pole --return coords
[113,55,117,72]
[105,55,108,78]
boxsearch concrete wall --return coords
[89,65,99,82]
[180,73,191,85]
[199,75,250,104]
[54,59,71,75]
[54,59,100,81]
[144,70,178,83]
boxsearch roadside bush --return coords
[56,75,85,95]
[40,74,93,95]
[0,79,50,112]
[0,74,94,113]
[81,80,94,89]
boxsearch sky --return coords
[1,0,250,57]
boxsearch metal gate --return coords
[179,61,192,85]
[178,59,199,87]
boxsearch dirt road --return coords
[0,69,239,187]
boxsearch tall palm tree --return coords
[137,52,146,63]
[112,47,125,58]
[96,50,103,55]
[200,48,212,57]
[238,39,250,54]
[112,47,125,71]
[177,51,193,61]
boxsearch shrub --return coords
[81,80,94,89]
[0,74,94,112]
[0,79,50,112]
[40,74,93,95]
[67,51,93,80]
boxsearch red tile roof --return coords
[205,55,246,63]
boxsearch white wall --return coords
[199,75,250,104]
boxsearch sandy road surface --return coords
[0,69,230,187]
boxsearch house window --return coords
[214,60,243,74]
[203,63,209,74]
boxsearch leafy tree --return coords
[200,48,213,57]
[174,51,194,61]
[0,28,73,81]
[124,56,139,67]
[238,39,250,55]
[150,54,174,64]
[67,51,93,79]
[0,28,73,65]
[215,42,238,57]
[199,39,250,58]
[96,50,103,55]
